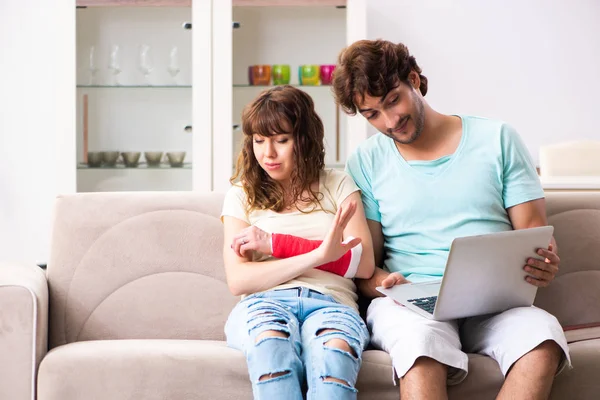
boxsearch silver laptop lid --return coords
[433,226,554,320]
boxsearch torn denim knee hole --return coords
[248,302,290,316]
[318,333,361,356]
[248,309,292,336]
[255,334,289,346]
[257,370,292,384]
[323,345,360,362]
[249,319,290,335]
[249,307,288,318]
[251,317,288,328]
[319,377,358,392]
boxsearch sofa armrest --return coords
[0,263,49,400]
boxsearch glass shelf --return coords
[233,84,334,88]
[76,85,191,88]
[78,162,192,169]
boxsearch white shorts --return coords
[367,297,572,385]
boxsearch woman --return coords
[221,85,375,400]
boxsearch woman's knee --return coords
[256,329,289,343]
[316,329,360,387]
[318,328,357,357]
[247,328,303,384]
[306,327,362,389]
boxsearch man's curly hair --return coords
[332,39,428,115]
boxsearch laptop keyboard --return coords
[407,296,438,314]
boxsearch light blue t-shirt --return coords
[346,115,544,282]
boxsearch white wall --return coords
[0,0,76,264]
[365,0,600,164]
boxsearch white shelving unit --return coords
[75,5,200,192]
[74,0,367,193]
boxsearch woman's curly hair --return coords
[231,85,325,213]
[332,39,428,115]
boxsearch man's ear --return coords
[408,70,421,90]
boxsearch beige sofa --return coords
[1,191,600,400]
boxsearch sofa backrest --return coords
[47,191,600,349]
[47,192,237,349]
[534,192,600,328]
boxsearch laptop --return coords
[376,226,554,321]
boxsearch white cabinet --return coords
[75,1,213,192]
[73,0,367,193]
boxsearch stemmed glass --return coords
[108,45,122,86]
[167,46,181,85]
[88,45,99,85]
[138,44,154,85]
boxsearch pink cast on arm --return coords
[271,233,362,278]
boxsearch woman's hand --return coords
[232,225,272,258]
[316,201,362,264]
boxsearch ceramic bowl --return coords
[102,151,120,167]
[121,152,141,167]
[166,151,186,167]
[144,151,164,166]
[87,152,103,167]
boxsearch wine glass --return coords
[88,45,99,85]
[138,44,154,85]
[167,46,181,85]
[108,45,122,86]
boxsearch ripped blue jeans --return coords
[225,287,370,400]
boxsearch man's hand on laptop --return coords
[357,268,410,299]
[380,271,410,306]
[524,243,560,288]
[381,272,410,288]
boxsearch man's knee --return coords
[401,357,448,397]
[530,340,563,365]
[409,356,447,372]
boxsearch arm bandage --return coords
[271,233,362,278]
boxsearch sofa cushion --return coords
[549,339,600,400]
[47,192,237,348]
[37,340,507,400]
[546,209,600,277]
[535,206,600,328]
[37,340,252,400]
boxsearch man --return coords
[332,39,571,400]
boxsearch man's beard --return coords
[385,92,425,145]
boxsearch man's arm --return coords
[368,219,385,268]
[355,219,409,298]
[507,198,560,287]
